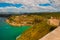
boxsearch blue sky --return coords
[0,2,23,8]
[39,3,51,6]
[0,2,51,8]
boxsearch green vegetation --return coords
[16,13,60,40]
[17,19,56,40]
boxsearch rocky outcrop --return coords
[47,17,60,26]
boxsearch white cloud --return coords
[0,6,59,13]
[0,0,60,13]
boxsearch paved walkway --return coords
[40,26,60,40]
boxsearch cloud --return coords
[0,0,60,13]
[0,6,59,13]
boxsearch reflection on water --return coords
[0,17,31,40]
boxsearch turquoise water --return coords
[0,18,31,40]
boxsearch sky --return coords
[0,0,60,13]
[0,3,23,8]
